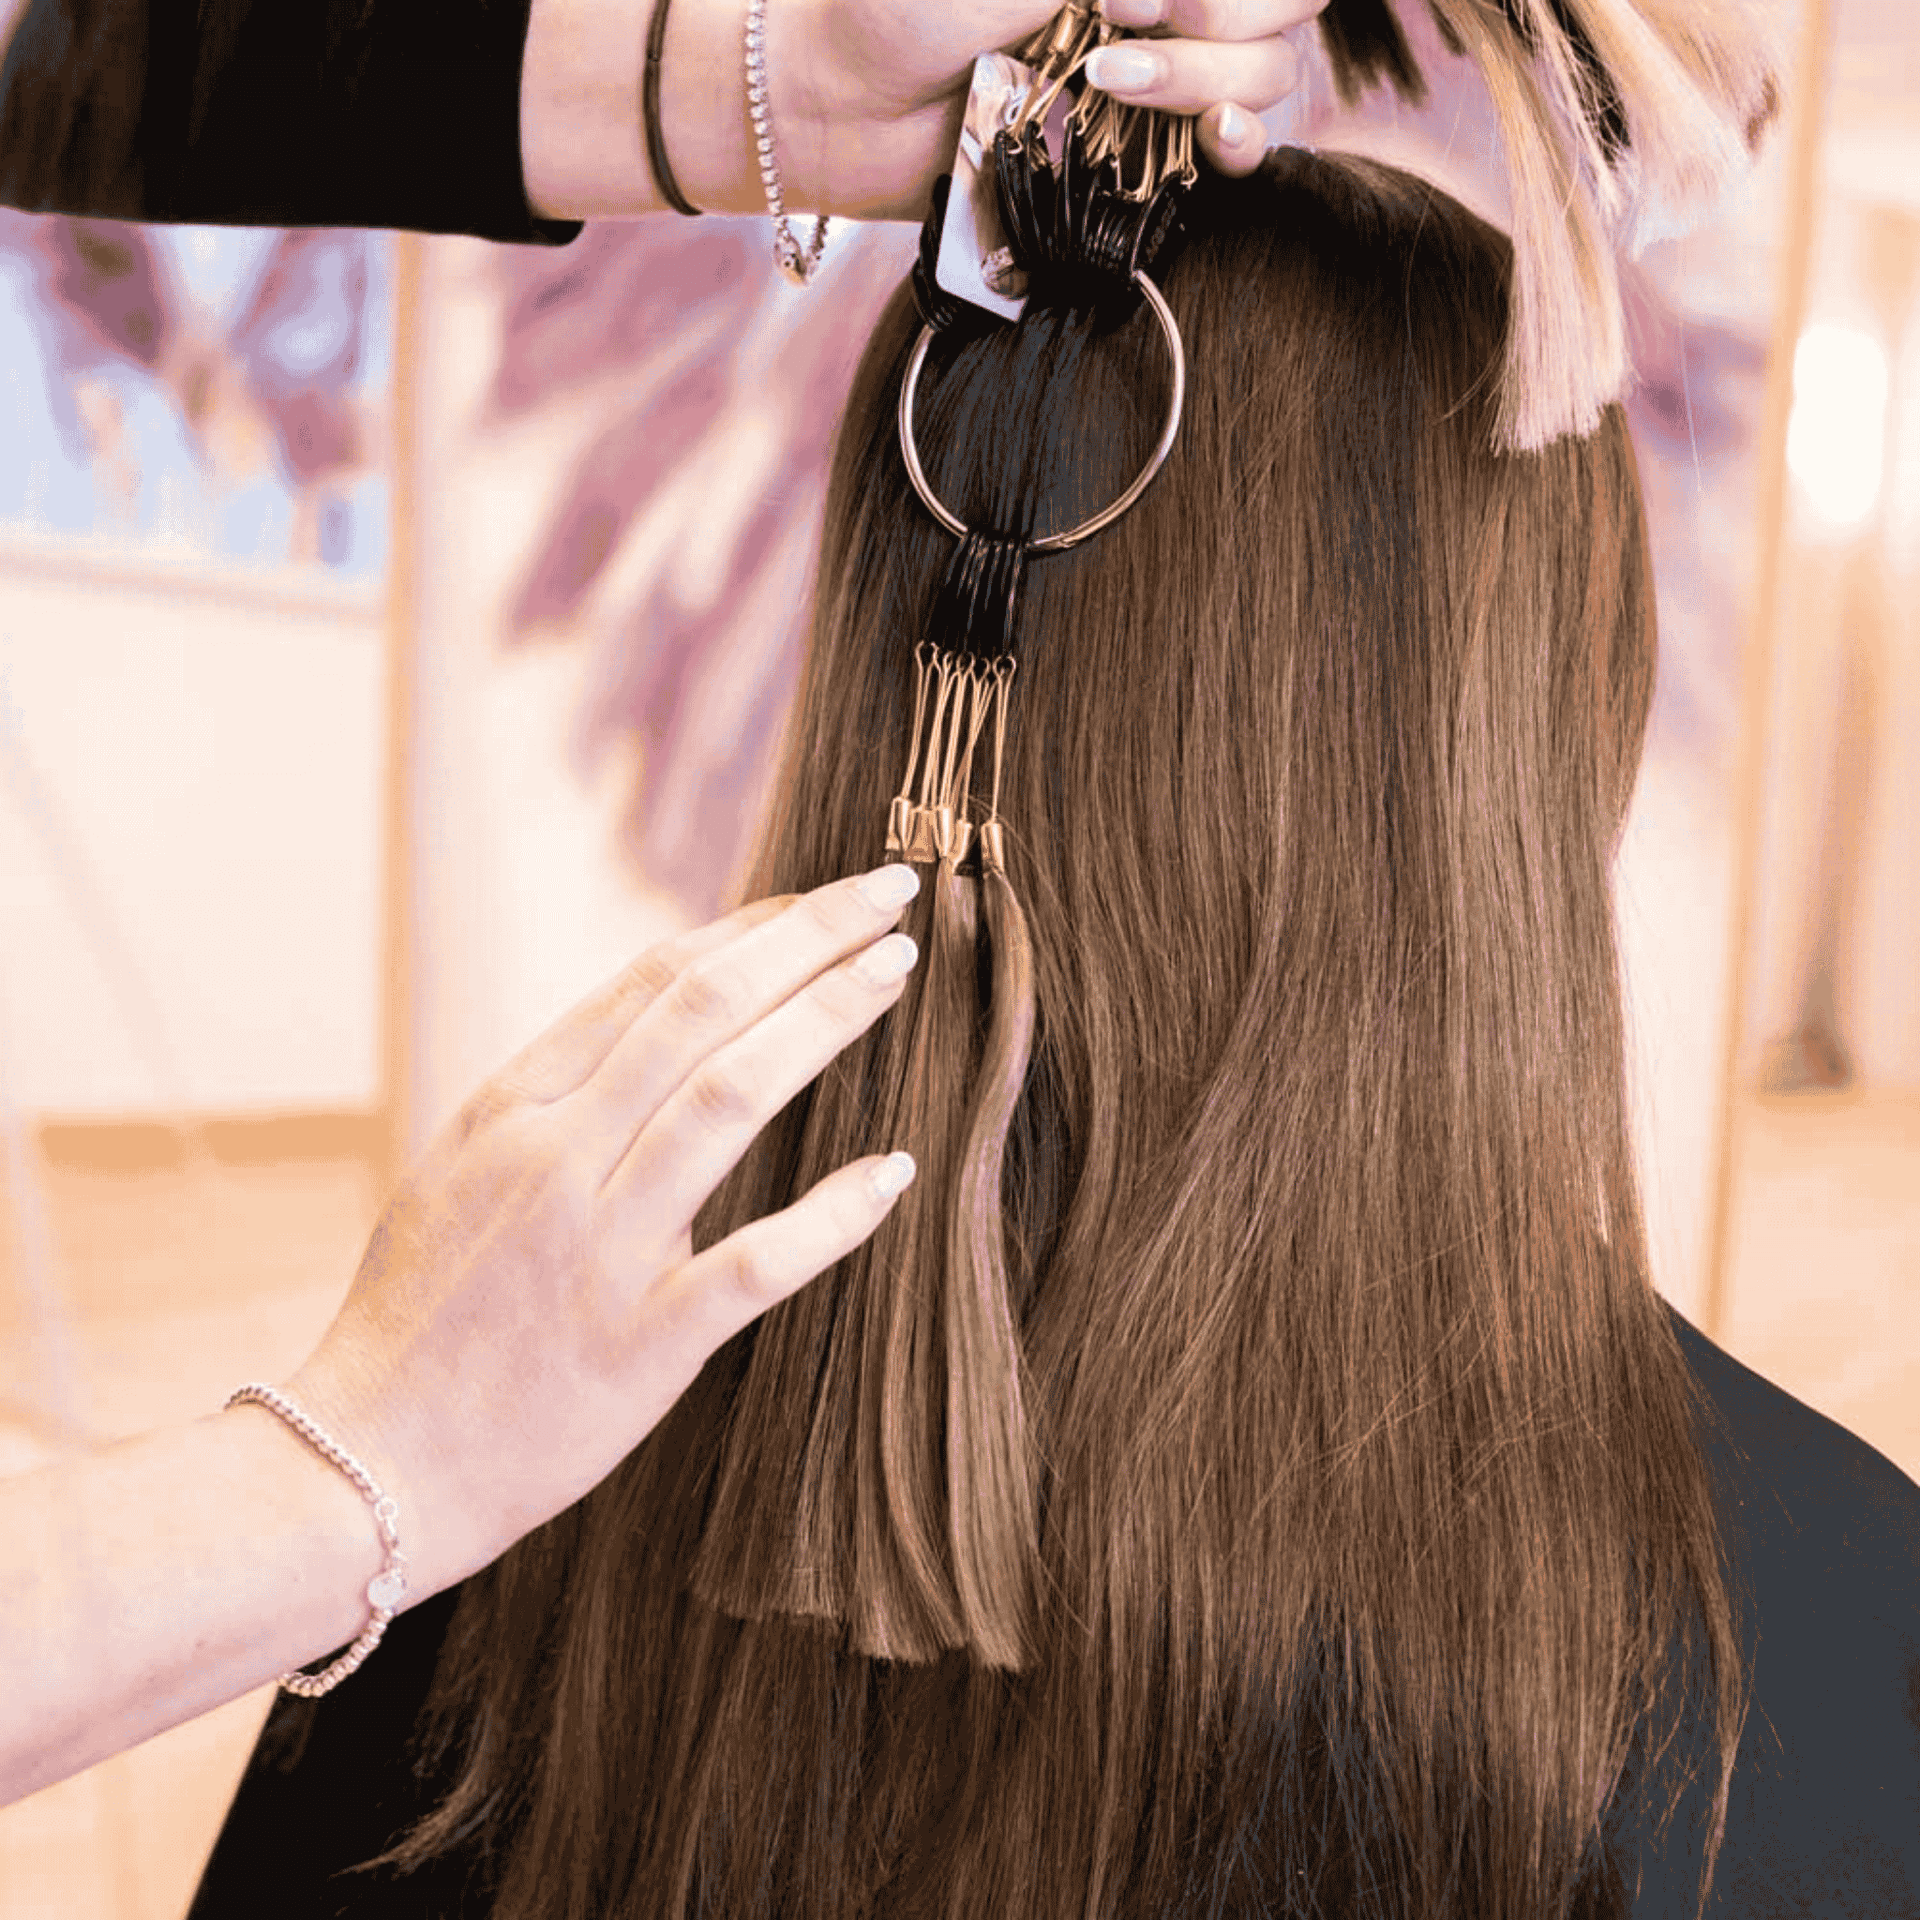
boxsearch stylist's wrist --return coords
[654,0,769,216]
[523,0,1298,228]
[522,0,786,220]
[661,0,962,223]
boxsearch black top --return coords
[180,1304,1920,1918]
[0,0,582,242]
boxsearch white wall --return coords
[0,539,384,1114]
[401,238,685,1157]
[1744,189,1920,1088]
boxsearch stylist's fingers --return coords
[642,1150,918,1369]
[1086,0,1329,175]
[1084,28,1300,118]
[1103,0,1327,42]
[1193,99,1273,176]
[469,892,802,1116]
[583,864,925,1204]
[286,864,925,1599]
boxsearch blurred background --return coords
[0,0,1914,1911]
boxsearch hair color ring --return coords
[896,268,1187,554]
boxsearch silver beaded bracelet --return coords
[225,1383,410,1697]
[745,0,830,285]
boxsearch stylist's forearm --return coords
[0,1408,411,1807]
[520,0,970,222]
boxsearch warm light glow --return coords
[1787,323,1890,533]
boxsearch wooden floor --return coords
[0,1092,1916,1919]
[0,1133,383,1920]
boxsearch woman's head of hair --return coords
[678,133,1673,1657]
[809,139,1659,882]
[371,148,1744,1920]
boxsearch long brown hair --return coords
[363,148,1751,1919]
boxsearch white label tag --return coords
[933,52,1073,324]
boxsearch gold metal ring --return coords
[896,270,1186,555]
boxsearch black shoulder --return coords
[187,1581,484,1918]
[1659,1302,1920,1919]
[1666,1302,1920,1589]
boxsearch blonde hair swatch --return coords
[1307,0,1786,448]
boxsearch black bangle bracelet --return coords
[644,0,704,217]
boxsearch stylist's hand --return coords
[279,864,925,1604]
[805,0,1330,218]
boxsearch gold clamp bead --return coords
[885,640,940,860]
[886,795,915,858]
[937,657,996,874]
[904,649,967,864]
[978,818,1007,878]
[885,647,1013,876]
[929,803,960,864]
[973,654,1018,879]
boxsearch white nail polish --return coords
[869,1152,916,1200]
[855,863,921,910]
[853,933,918,986]
[1084,46,1161,94]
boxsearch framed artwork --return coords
[0,218,395,1122]
[0,214,391,582]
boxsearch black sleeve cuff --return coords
[1,0,585,246]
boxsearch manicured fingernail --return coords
[1084,46,1163,94]
[870,1151,917,1201]
[853,933,918,986]
[855,863,920,910]
[1100,0,1164,25]
[1216,102,1253,148]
